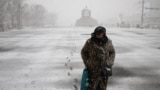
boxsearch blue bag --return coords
[80,68,89,90]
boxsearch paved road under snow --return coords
[0,27,160,90]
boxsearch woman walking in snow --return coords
[81,26,116,90]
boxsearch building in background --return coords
[144,0,160,28]
[75,7,98,27]
[121,0,160,29]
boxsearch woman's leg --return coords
[88,76,108,90]
[99,77,108,90]
[88,77,101,90]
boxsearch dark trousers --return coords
[88,76,108,90]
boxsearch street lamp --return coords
[141,0,145,27]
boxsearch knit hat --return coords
[91,26,108,46]
[93,26,106,35]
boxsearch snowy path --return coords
[0,27,160,90]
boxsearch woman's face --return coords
[96,33,104,39]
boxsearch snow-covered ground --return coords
[0,27,160,90]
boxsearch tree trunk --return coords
[16,2,22,29]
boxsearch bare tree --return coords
[45,12,57,27]
[0,0,10,31]
[9,0,24,29]
[0,0,24,31]
[22,4,57,28]
[21,4,47,27]
[30,4,47,27]
[0,1,57,31]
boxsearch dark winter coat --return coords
[81,38,115,72]
[81,37,116,90]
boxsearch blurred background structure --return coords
[75,7,98,27]
[121,0,160,28]
[143,0,160,28]
[0,0,160,32]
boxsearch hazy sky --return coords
[27,0,141,26]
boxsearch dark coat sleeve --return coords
[81,39,90,68]
[107,40,116,67]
